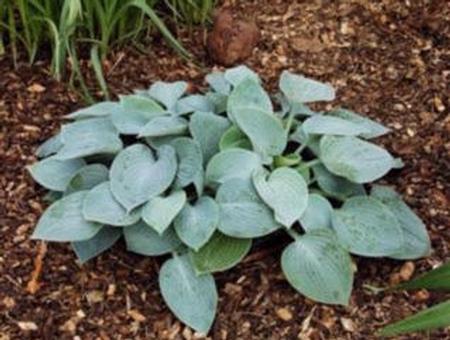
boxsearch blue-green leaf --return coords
[216,178,280,238]
[110,144,177,211]
[330,108,390,139]
[224,65,259,87]
[302,115,371,136]
[281,230,353,305]
[219,125,252,151]
[148,81,187,110]
[175,95,214,114]
[66,101,121,119]
[332,196,404,257]
[28,157,85,191]
[159,255,217,334]
[205,72,231,94]
[174,197,219,251]
[279,71,335,104]
[32,191,102,242]
[72,227,122,264]
[299,193,333,232]
[138,116,188,137]
[65,164,109,194]
[35,133,63,158]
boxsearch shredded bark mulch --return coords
[1,1,449,339]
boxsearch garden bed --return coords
[0,1,449,339]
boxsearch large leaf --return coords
[320,135,395,183]
[371,185,431,260]
[206,148,261,185]
[219,125,252,151]
[281,230,353,305]
[189,111,231,163]
[191,232,252,274]
[395,262,450,291]
[159,255,217,334]
[55,118,123,159]
[216,178,280,238]
[174,197,219,251]
[66,101,121,119]
[35,133,63,158]
[65,164,109,194]
[233,107,287,158]
[330,108,390,139]
[170,137,204,195]
[82,182,141,226]
[224,65,260,87]
[299,193,333,232]
[175,95,214,114]
[205,71,231,95]
[332,196,404,257]
[28,157,85,191]
[227,78,272,122]
[32,191,102,242]
[279,71,335,104]
[110,144,177,211]
[302,115,371,136]
[112,95,166,134]
[141,190,187,234]
[124,221,181,256]
[379,301,450,337]
[138,116,188,137]
[148,81,187,111]
[72,227,122,264]
[253,167,308,228]
[312,164,366,200]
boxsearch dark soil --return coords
[1,1,449,339]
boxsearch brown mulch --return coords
[1,0,449,339]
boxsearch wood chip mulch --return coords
[0,0,449,339]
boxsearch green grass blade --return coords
[378,300,450,337]
[395,262,450,291]
[90,45,110,100]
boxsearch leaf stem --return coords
[285,228,301,241]
[297,159,321,170]
[285,111,295,134]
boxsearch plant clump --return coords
[29,65,431,334]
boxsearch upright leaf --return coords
[32,191,102,242]
[189,111,231,163]
[320,135,395,183]
[35,133,63,158]
[395,262,450,291]
[302,115,371,136]
[206,71,231,94]
[65,164,109,194]
[66,101,121,119]
[159,255,218,334]
[253,167,308,228]
[224,65,259,86]
[281,230,353,305]
[330,108,390,139]
[72,227,122,264]
[191,232,252,274]
[216,178,280,238]
[148,81,187,111]
[332,196,404,257]
[110,144,177,211]
[28,157,85,191]
[299,193,333,232]
[175,95,214,114]
[138,116,188,137]
[124,221,181,256]
[219,125,252,151]
[174,197,219,251]
[279,71,335,104]
[142,191,187,234]
[371,185,431,260]
[83,182,141,226]
[206,148,261,185]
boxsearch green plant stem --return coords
[298,159,321,170]
[285,228,301,241]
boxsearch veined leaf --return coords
[28,157,85,191]
[216,178,280,238]
[35,133,63,158]
[32,191,102,242]
[279,71,335,104]
[330,108,390,139]
[159,255,217,334]
[65,164,109,194]
[55,118,123,160]
[175,95,214,114]
[72,227,122,264]
[138,116,188,138]
[191,232,252,274]
[302,115,371,136]
[224,65,259,87]
[219,125,252,151]
[83,182,141,226]
[189,111,231,163]
[112,95,166,134]
[148,81,187,110]
[281,230,353,305]
[332,196,404,257]
[174,197,219,251]
[206,148,261,185]
[320,135,395,183]
[142,190,187,234]
[371,185,431,260]
[206,71,231,94]
[124,221,181,256]
[66,101,121,119]
[299,193,333,232]
[110,144,177,211]
[253,167,308,228]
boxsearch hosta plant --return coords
[29,65,431,334]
